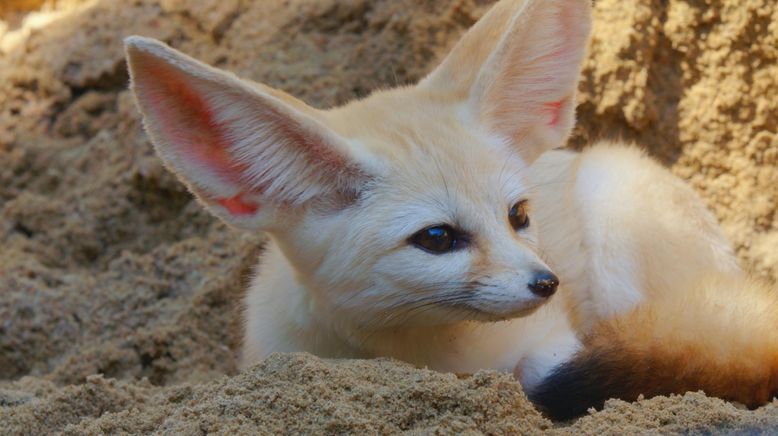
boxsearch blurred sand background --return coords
[0,0,776,433]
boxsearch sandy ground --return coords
[0,0,776,434]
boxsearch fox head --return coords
[125,0,591,331]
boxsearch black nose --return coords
[528,270,559,298]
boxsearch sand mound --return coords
[1,0,776,433]
[5,354,778,434]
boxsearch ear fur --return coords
[125,36,372,230]
[420,0,592,164]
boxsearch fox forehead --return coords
[326,87,507,158]
[321,89,532,238]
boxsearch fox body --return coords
[125,0,778,420]
[240,144,740,387]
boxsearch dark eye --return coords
[410,225,462,254]
[509,200,530,230]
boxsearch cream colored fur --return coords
[125,0,741,392]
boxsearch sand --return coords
[0,0,776,434]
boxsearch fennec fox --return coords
[125,0,778,420]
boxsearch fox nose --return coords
[527,270,559,298]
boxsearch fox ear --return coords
[125,36,372,231]
[420,0,591,164]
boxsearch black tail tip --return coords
[527,357,617,421]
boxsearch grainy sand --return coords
[1,0,776,434]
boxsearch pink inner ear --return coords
[215,193,260,215]
[544,100,564,127]
[136,56,271,218]
[133,50,369,219]
[140,59,247,185]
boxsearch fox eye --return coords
[509,200,530,230]
[410,225,462,254]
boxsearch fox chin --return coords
[125,0,778,421]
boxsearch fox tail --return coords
[528,275,778,420]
